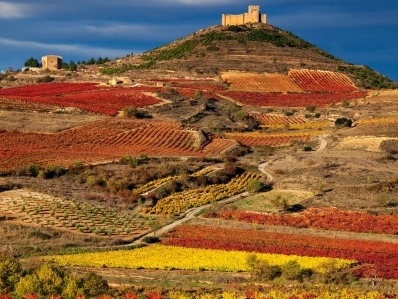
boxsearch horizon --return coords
[1,1,397,81]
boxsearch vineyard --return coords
[225,131,317,147]
[0,119,238,172]
[0,83,162,115]
[250,113,306,126]
[0,189,153,237]
[288,69,358,92]
[204,207,398,235]
[219,90,367,107]
[161,224,398,279]
[48,244,355,273]
[221,72,304,93]
[133,166,218,195]
[143,172,263,215]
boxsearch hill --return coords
[101,23,396,89]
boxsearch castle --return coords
[222,5,267,26]
[41,55,62,70]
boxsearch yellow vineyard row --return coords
[261,121,332,130]
[48,245,356,273]
[143,172,262,215]
[133,167,217,194]
[359,116,398,126]
[165,289,387,299]
[225,131,320,138]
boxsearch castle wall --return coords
[222,5,266,26]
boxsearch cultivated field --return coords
[1,63,398,298]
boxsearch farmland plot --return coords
[0,83,162,115]
[0,118,236,172]
[288,69,358,92]
[221,72,304,93]
[0,189,153,237]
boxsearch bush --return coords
[245,179,263,193]
[36,75,54,83]
[27,164,40,177]
[341,100,350,108]
[142,236,160,243]
[39,164,65,179]
[122,106,150,118]
[335,117,352,128]
[247,254,282,281]
[306,105,316,112]
[120,156,141,166]
[281,260,302,280]
[82,272,109,297]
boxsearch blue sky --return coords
[1,0,397,81]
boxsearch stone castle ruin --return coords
[222,5,267,26]
[41,55,62,70]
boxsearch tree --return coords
[14,274,41,297]
[0,254,22,292]
[62,276,84,299]
[281,260,302,280]
[36,263,65,295]
[24,57,39,67]
[68,60,77,71]
[246,254,282,281]
[82,272,108,297]
[87,57,96,65]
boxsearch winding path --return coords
[317,134,327,151]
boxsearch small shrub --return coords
[303,146,313,152]
[314,112,321,118]
[306,105,316,112]
[284,111,294,116]
[36,75,54,83]
[341,100,350,108]
[142,236,160,244]
[245,179,263,193]
[29,231,51,240]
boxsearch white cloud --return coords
[0,2,33,19]
[0,37,136,58]
[84,23,195,39]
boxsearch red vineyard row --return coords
[161,224,398,279]
[0,83,162,115]
[205,207,398,235]
[288,69,358,93]
[0,119,234,172]
[219,91,368,107]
